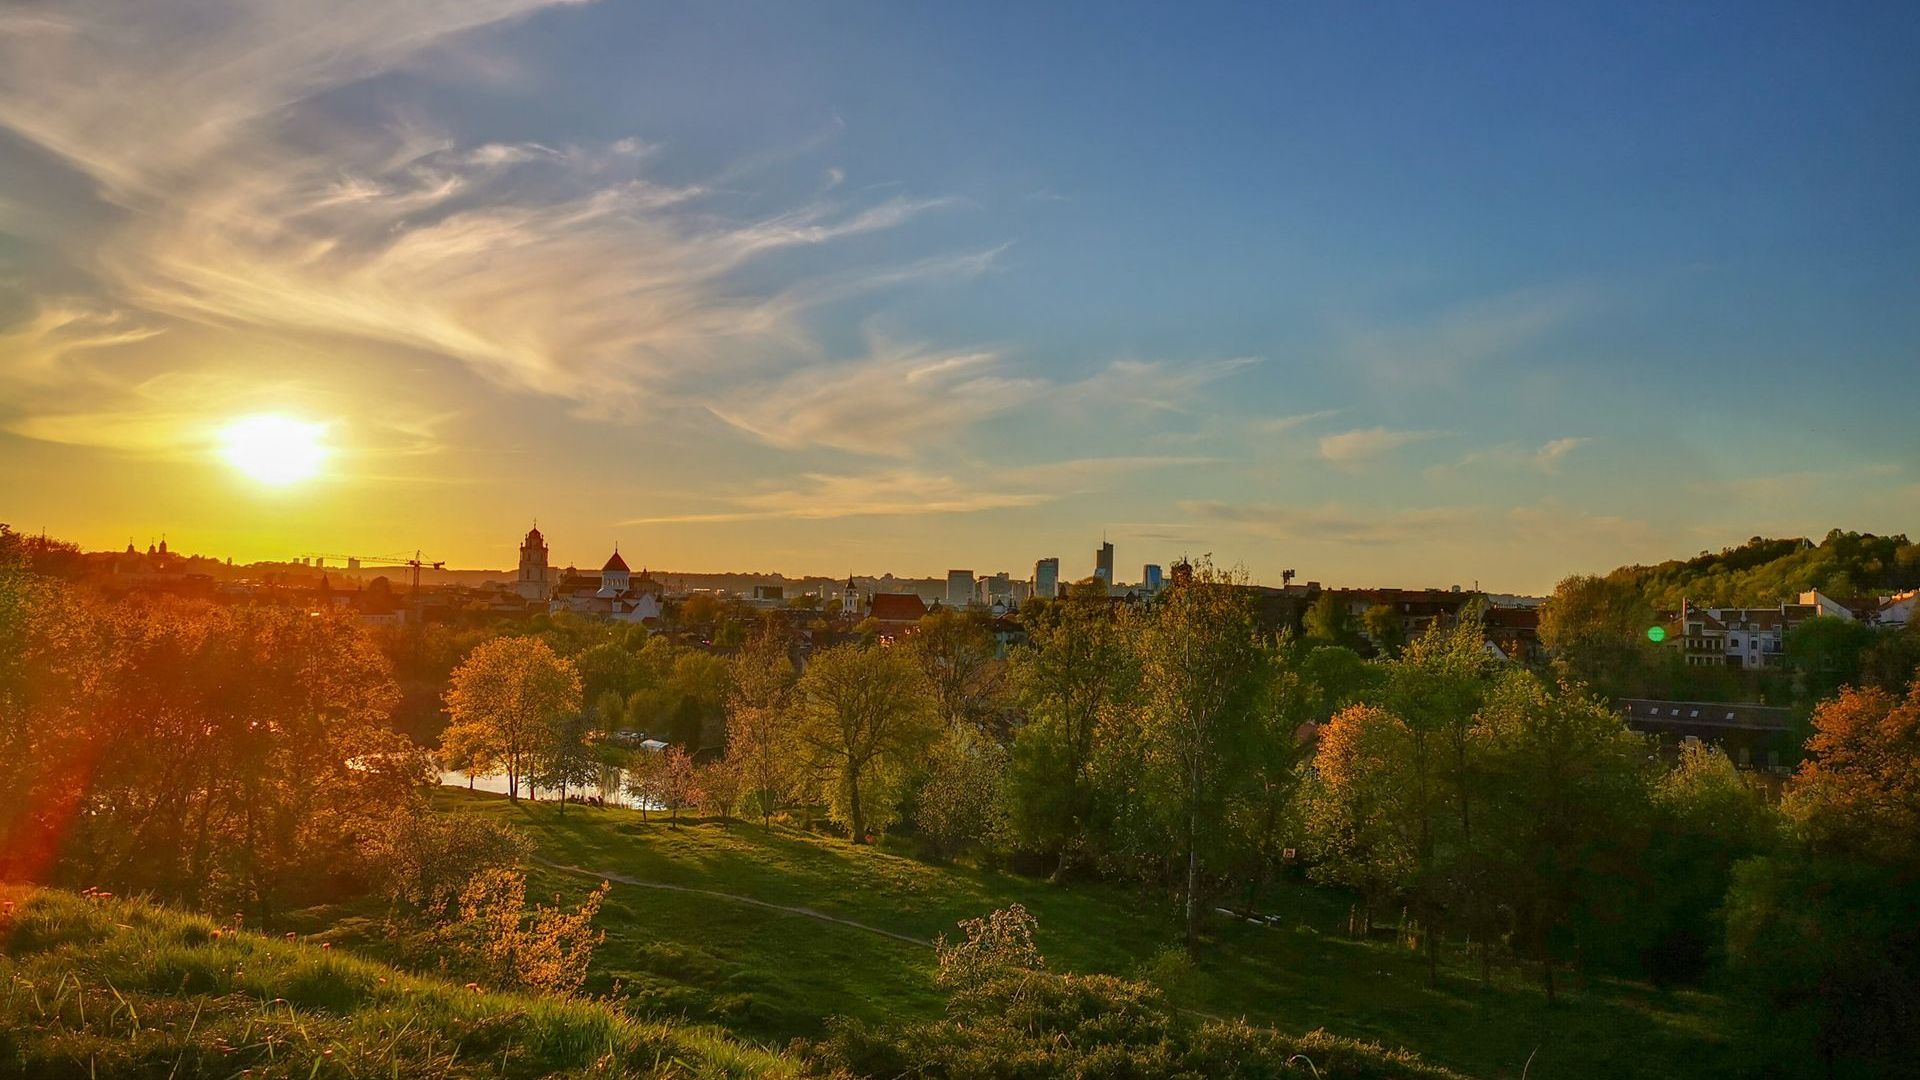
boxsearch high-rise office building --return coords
[1094,541,1114,586]
[1034,557,1060,599]
[1142,564,1164,592]
[947,569,976,608]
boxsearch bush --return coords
[363,808,533,917]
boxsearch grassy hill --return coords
[388,790,1744,1080]
[0,884,799,1079]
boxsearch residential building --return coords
[1678,595,1847,669]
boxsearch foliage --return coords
[443,636,583,801]
[790,642,940,842]
[1131,562,1268,953]
[1006,592,1134,877]
[914,724,1011,860]
[362,808,533,917]
[1297,704,1420,930]
[454,867,610,997]
[1613,530,1919,609]
[726,619,799,827]
[934,904,1045,992]
[1361,603,1406,655]
[1304,592,1358,646]
[906,609,1005,729]
[797,965,1469,1080]
[1639,744,1777,985]
[1539,573,1660,695]
[1472,672,1653,1000]
[0,575,426,918]
[1785,615,1880,705]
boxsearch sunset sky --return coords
[2,1,1916,591]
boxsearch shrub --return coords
[933,903,1043,992]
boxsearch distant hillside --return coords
[1605,530,1918,608]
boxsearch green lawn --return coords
[430,789,1748,1080]
[0,884,799,1079]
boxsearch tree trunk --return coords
[847,767,865,844]
[1183,758,1201,957]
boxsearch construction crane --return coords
[302,550,446,594]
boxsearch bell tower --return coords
[517,524,549,601]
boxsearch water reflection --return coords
[438,769,660,810]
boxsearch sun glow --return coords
[216,414,332,486]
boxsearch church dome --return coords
[602,549,629,573]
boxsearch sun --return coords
[216,414,332,487]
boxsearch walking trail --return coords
[533,856,934,948]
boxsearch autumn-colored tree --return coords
[444,636,583,802]
[1297,703,1420,936]
[657,745,702,822]
[1726,680,1920,1075]
[0,570,426,920]
[1133,563,1267,955]
[792,642,939,843]
[698,758,743,824]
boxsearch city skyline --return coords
[3,2,1917,593]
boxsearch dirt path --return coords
[533,856,935,948]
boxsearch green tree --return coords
[725,619,798,827]
[1641,744,1777,985]
[1007,595,1133,878]
[444,637,583,802]
[1786,615,1878,705]
[915,725,1011,861]
[1303,592,1356,647]
[1538,574,1658,694]
[1133,563,1267,955]
[1473,672,1652,1001]
[792,643,940,842]
[907,609,1004,729]
[1361,603,1406,656]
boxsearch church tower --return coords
[517,525,549,601]
[841,574,861,616]
[599,546,631,596]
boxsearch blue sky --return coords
[0,1,1915,590]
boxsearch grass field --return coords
[416,789,1746,1080]
[0,884,798,1079]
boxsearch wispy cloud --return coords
[628,456,1210,524]
[0,0,972,435]
[1428,436,1593,476]
[1258,408,1342,435]
[1334,286,1595,384]
[1180,500,1475,546]
[1316,426,1438,466]
[709,344,1039,457]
